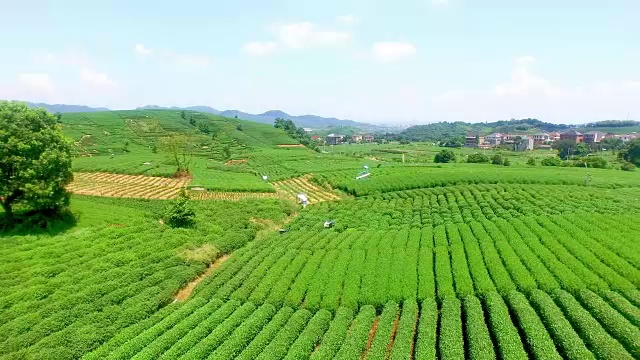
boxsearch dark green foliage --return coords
[621,161,636,171]
[573,156,607,168]
[163,189,195,228]
[197,122,210,134]
[619,139,640,165]
[434,149,456,163]
[0,101,73,219]
[400,118,569,142]
[491,154,504,165]
[553,140,589,159]
[502,157,511,166]
[466,153,490,163]
[541,156,563,166]
[274,118,313,150]
[526,157,536,166]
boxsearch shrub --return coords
[467,153,489,163]
[491,154,504,165]
[541,156,563,166]
[573,156,607,169]
[434,149,456,163]
[164,189,196,228]
[503,158,511,166]
[526,157,536,166]
[621,161,636,171]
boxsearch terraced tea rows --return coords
[314,165,640,196]
[188,191,278,201]
[273,176,343,204]
[68,172,189,199]
[0,197,292,359]
[86,183,640,359]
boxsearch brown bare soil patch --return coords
[188,191,278,201]
[385,312,401,359]
[361,316,380,359]
[174,254,230,302]
[68,172,190,199]
[179,244,220,263]
[273,175,343,204]
[277,144,305,148]
[225,159,248,165]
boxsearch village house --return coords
[560,130,584,143]
[485,133,504,146]
[515,136,535,151]
[364,135,374,142]
[351,135,363,142]
[618,133,640,142]
[326,134,345,145]
[532,133,550,145]
[548,132,561,142]
[583,131,605,144]
[465,132,485,148]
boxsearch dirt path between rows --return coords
[361,316,380,359]
[173,254,230,302]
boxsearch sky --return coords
[1,0,639,125]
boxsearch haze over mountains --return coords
[21,102,376,129]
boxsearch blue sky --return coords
[1,0,639,124]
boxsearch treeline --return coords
[274,118,318,151]
[400,118,571,142]
[584,120,640,128]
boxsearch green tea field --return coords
[1,109,639,360]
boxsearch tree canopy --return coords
[0,101,73,218]
[619,139,640,166]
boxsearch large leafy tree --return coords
[0,101,73,218]
[619,139,640,166]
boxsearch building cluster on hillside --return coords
[323,134,374,145]
[465,130,639,150]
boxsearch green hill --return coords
[61,109,305,191]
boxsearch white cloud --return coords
[336,15,357,25]
[17,73,55,94]
[242,41,278,56]
[33,50,90,66]
[495,56,562,97]
[80,68,116,87]
[133,44,213,66]
[432,0,449,6]
[275,22,351,48]
[134,44,153,57]
[172,54,213,67]
[372,42,417,63]
[243,21,351,56]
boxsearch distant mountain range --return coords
[18,102,374,129]
[135,105,373,129]
[25,102,110,113]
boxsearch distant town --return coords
[464,130,640,151]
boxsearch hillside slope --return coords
[61,109,307,190]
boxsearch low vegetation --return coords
[1,105,639,359]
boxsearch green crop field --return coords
[1,110,640,359]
